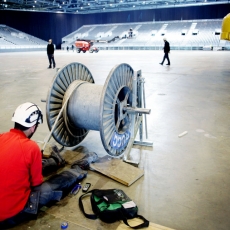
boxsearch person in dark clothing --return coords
[159,38,170,66]
[128,28,133,38]
[47,39,56,69]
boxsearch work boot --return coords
[71,152,98,170]
[50,145,65,167]
[42,146,65,176]
[42,158,59,176]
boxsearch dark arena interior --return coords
[0,2,230,230]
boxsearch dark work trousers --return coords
[0,167,86,229]
[162,52,170,65]
[48,54,56,68]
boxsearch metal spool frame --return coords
[46,62,136,157]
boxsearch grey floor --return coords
[0,50,230,230]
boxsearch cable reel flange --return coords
[46,62,94,147]
[100,63,134,157]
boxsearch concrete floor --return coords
[0,50,230,230]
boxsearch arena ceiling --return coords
[0,0,228,14]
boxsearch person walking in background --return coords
[159,38,170,66]
[47,39,56,69]
[128,28,133,38]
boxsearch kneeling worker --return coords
[0,102,90,229]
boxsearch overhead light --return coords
[133,5,135,7]
[34,0,36,2]
[103,7,105,10]
[33,5,35,7]
[88,3,90,5]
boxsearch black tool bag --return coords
[79,189,149,229]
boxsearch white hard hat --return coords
[163,37,167,41]
[12,102,43,127]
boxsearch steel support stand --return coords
[123,70,153,166]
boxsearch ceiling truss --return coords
[0,0,228,14]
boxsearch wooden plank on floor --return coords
[90,155,144,186]
[117,219,176,230]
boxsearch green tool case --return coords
[79,189,149,229]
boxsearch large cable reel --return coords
[46,62,148,157]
